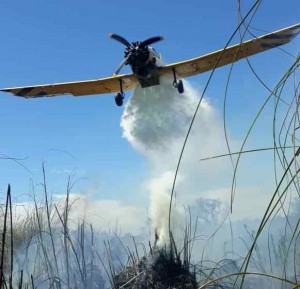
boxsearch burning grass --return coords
[0,185,199,289]
[113,243,197,289]
[0,181,299,289]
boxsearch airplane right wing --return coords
[158,23,300,79]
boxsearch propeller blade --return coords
[108,33,131,47]
[141,36,164,47]
[114,54,131,75]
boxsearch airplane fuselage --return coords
[128,47,164,88]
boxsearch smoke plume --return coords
[121,75,229,245]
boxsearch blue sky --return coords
[0,0,299,229]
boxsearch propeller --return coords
[141,36,164,47]
[113,54,131,75]
[109,34,164,75]
[108,33,131,47]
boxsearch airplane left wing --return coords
[159,23,300,79]
[0,73,137,98]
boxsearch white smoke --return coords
[121,75,230,246]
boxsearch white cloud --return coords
[11,193,147,236]
[52,193,148,234]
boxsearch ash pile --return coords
[112,242,197,289]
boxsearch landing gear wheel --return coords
[172,68,184,94]
[115,93,124,106]
[177,80,184,93]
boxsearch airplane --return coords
[1,23,300,107]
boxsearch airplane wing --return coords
[1,23,299,99]
[0,73,137,98]
[159,23,300,78]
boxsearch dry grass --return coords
[1,1,300,289]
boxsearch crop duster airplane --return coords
[1,23,300,106]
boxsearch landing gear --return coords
[172,68,184,94]
[115,79,125,106]
[115,92,124,106]
[177,80,184,93]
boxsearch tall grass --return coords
[1,177,299,288]
[167,0,300,287]
[1,1,300,288]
